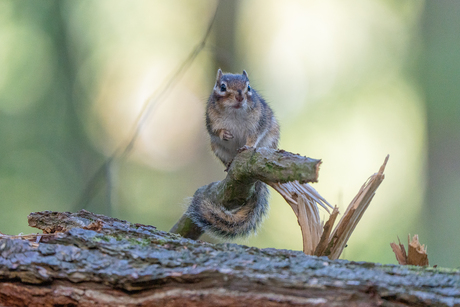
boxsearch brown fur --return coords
[186,70,279,238]
[206,69,280,165]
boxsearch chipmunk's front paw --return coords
[219,129,234,141]
[237,145,253,153]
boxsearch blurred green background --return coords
[1,0,459,267]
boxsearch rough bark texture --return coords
[0,210,459,306]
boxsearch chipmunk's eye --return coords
[247,85,251,91]
[220,83,227,92]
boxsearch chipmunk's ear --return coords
[242,70,249,78]
[216,69,223,82]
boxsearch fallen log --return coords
[0,210,459,306]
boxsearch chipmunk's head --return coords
[213,69,253,109]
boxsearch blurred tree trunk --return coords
[420,1,460,267]
[49,1,109,212]
[213,0,240,72]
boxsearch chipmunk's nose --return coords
[236,90,244,102]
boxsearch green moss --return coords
[91,235,110,243]
[91,233,154,246]
[154,239,167,245]
[127,237,151,246]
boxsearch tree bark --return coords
[0,210,459,306]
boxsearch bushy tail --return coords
[186,181,269,238]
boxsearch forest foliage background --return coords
[1,0,459,267]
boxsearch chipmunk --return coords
[206,69,280,166]
[187,69,280,238]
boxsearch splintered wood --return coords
[271,155,389,260]
[391,235,429,266]
[270,181,331,254]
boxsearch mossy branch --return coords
[170,147,321,238]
